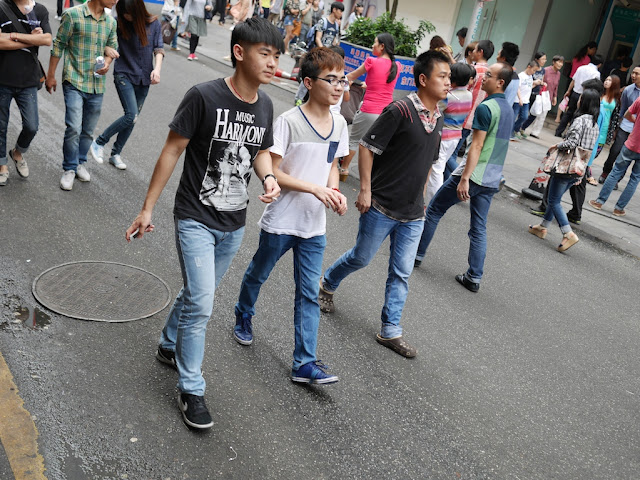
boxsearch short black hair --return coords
[622,57,633,68]
[496,62,513,91]
[500,41,519,67]
[552,55,564,63]
[414,50,450,84]
[331,1,345,12]
[476,39,494,61]
[581,78,604,96]
[230,17,285,67]
[591,54,604,66]
[299,47,345,83]
[450,63,472,87]
[456,27,467,39]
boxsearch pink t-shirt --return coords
[624,97,640,153]
[360,56,401,114]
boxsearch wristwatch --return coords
[262,173,277,185]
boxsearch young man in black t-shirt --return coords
[0,0,52,186]
[126,17,284,430]
[318,50,451,358]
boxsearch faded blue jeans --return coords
[542,175,575,234]
[0,85,39,166]
[417,175,498,284]
[596,146,640,211]
[62,82,103,172]
[323,206,423,339]
[235,230,326,369]
[160,218,245,396]
[96,74,149,157]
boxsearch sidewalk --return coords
[187,22,640,258]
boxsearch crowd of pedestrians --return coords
[3,0,640,432]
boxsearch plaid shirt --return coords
[407,92,442,134]
[463,62,488,130]
[51,3,117,94]
[557,114,599,152]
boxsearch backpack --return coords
[305,17,328,49]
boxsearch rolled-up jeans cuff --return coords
[381,323,402,339]
[14,144,28,154]
[0,157,7,166]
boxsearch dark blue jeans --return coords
[512,102,530,134]
[417,175,498,283]
[62,82,103,172]
[96,74,149,157]
[542,176,575,234]
[235,230,326,369]
[0,85,39,166]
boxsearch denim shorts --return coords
[284,14,295,26]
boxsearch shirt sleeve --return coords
[364,56,374,72]
[169,86,205,139]
[260,100,274,151]
[153,20,164,53]
[37,5,52,35]
[359,100,402,155]
[269,114,289,157]
[472,103,491,131]
[51,11,73,57]
[628,96,640,117]
[106,18,118,50]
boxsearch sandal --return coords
[318,281,335,313]
[586,176,598,186]
[528,224,547,239]
[375,334,417,358]
[339,167,348,182]
[557,232,579,252]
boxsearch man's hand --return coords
[31,27,43,34]
[456,177,470,202]
[150,68,161,85]
[552,96,557,106]
[312,186,342,212]
[355,189,371,213]
[205,4,212,10]
[125,210,155,242]
[45,76,56,94]
[335,192,347,216]
[258,176,280,203]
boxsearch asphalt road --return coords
[1,14,639,479]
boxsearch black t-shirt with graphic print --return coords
[170,78,274,232]
[0,1,51,88]
[361,95,443,221]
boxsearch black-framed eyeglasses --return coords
[311,76,349,87]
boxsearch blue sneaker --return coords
[291,361,338,385]
[233,312,253,345]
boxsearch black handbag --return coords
[0,1,46,90]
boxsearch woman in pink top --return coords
[340,32,401,180]
[570,41,597,78]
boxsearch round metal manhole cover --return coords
[32,261,172,323]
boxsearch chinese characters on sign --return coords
[341,42,416,91]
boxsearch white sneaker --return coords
[109,154,127,170]
[0,170,8,186]
[10,149,29,178]
[60,170,75,190]
[89,140,104,164]
[76,164,91,182]
[54,14,61,20]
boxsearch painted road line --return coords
[0,353,46,480]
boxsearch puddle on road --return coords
[1,296,51,330]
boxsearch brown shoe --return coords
[557,232,579,252]
[318,281,335,313]
[588,200,603,210]
[375,334,417,358]
[613,209,626,217]
[528,224,547,239]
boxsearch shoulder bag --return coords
[541,123,591,178]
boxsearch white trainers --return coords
[89,140,104,164]
[10,149,29,178]
[0,170,8,186]
[60,170,75,190]
[109,154,127,170]
[76,164,91,182]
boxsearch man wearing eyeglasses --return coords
[416,62,515,294]
[318,50,451,358]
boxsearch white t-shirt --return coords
[517,71,534,104]
[260,107,349,238]
[572,63,601,94]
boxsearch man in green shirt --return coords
[46,0,117,191]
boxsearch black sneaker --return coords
[567,216,581,225]
[455,274,480,293]
[177,393,214,429]
[530,207,545,217]
[414,259,422,268]
[156,346,177,370]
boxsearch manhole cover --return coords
[32,261,172,322]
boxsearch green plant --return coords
[344,12,435,58]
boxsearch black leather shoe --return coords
[455,274,479,293]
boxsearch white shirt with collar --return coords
[572,63,601,94]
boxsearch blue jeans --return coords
[160,218,245,396]
[597,146,640,210]
[446,128,471,178]
[235,230,326,369]
[417,175,498,284]
[96,75,149,157]
[542,176,574,234]
[0,85,39,166]
[323,206,423,339]
[512,102,530,134]
[62,82,103,172]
